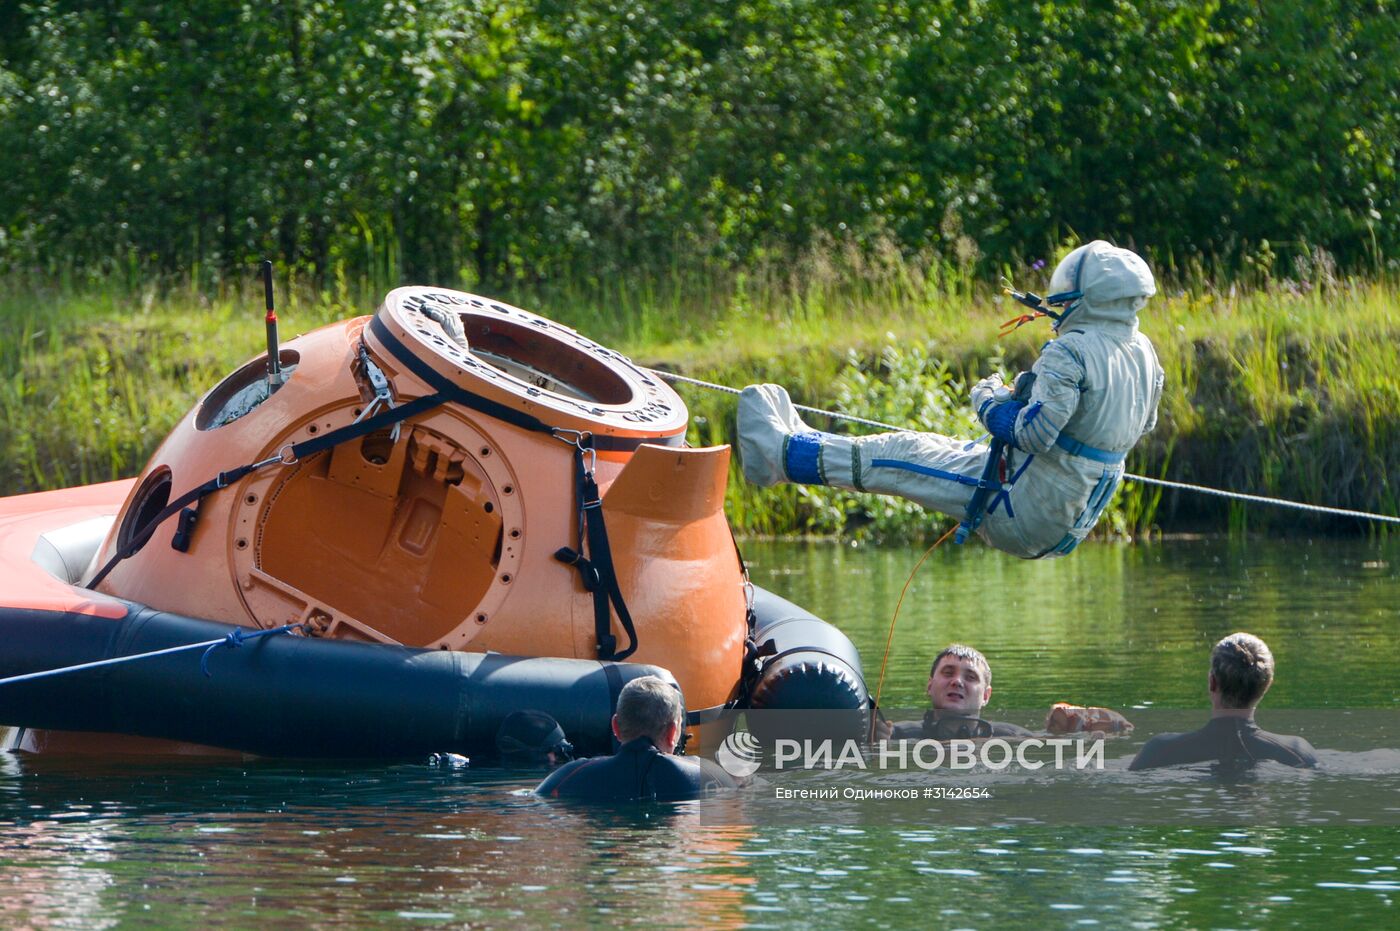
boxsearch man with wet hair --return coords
[535,676,738,801]
[877,644,1132,741]
[1129,633,1317,771]
[880,644,1035,741]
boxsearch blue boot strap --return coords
[786,432,825,484]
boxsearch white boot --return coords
[737,384,860,488]
[737,384,812,486]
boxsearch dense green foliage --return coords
[2,1,1396,288]
[3,1,1395,540]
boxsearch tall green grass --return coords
[3,254,1396,540]
[0,281,347,493]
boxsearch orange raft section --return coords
[87,287,749,715]
[0,482,233,755]
[0,480,131,619]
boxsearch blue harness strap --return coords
[988,453,1035,518]
[1054,432,1126,464]
[869,458,982,488]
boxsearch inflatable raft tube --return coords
[749,587,867,712]
[0,585,871,757]
[4,485,870,757]
[742,587,869,743]
[0,603,676,759]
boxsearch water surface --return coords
[2,539,1397,927]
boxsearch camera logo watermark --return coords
[716,729,764,777]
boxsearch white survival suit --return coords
[738,240,1165,558]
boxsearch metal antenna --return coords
[262,260,283,393]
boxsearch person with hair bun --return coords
[1129,633,1317,771]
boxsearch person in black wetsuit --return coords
[877,644,1036,741]
[535,676,738,801]
[1130,632,1317,771]
[495,711,574,768]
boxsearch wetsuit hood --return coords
[1048,240,1156,335]
[496,710,574,765]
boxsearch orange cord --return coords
[869,523,959,740]
[998,310,1048,337]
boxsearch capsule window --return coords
[196,350,300,430]
[117,467,173,552]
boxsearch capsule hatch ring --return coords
[369,287,689,441]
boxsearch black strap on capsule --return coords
[369,314,686,452]
[553,440,639,661]
[92,313,665,651]
[88,389,455,590]
[91,320,564,590]
[368,315,557,437]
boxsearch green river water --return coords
[2,538,1397,928]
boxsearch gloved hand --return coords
[1045,702,1134,735]
[969,373,1006,417]
[972,371,1031,447]
[420,303,469,351]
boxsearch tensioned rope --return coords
[0,624,302,688]
[651,370,1400,526]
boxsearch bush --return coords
[1,1,1394,287]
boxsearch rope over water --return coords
[0,624,303,688]
[651,369,1400,525]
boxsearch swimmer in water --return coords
[535,676,738,801]
[875,644,1133,741]
[495,710,574,769]
[1129,632,1317,771]
[876,644,1036,740]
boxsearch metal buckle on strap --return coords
[553,428,597,476]
[355,344,401,443]
[249,442,299,471]
[551,427,589,446]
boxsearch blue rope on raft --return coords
[0,624,302,688]
[199,624,302,677]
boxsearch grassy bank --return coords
[2,262,1397,540]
